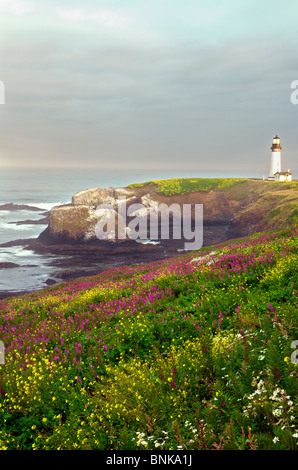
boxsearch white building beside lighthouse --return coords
[268,135,292,182]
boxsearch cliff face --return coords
[227,183,298,238]
[49,204,99,240]
[49,204,128,242]
[37,179,298,248]
[44,202,129,244]
[71,186,136,207]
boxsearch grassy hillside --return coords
[128,177,246,195]
[128,177,298,196]
[128,178,298,237]
[0,226,297,450]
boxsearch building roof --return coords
[274,171,292,175]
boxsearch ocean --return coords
[0,166,217,295]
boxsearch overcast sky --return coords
[0,0,298,176]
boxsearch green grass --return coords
[0,225,297,450]
[128,178,246,196]
[287,206,298,224]
[266,208,282,221]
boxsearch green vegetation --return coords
[287,206,298,224]
[128,177,246,195]
[266,208,282,221]
[0,226,297,450]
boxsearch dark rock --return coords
[0,290,33,300]
[0,262,20,269]
[0,239,36,248]
[44,278,57,286]
[0,203,46,211]
[8,216,49,226]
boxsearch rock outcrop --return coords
[0,262,20,269]
[72,187,136,208]
[45,202,130,243]
[49,204,102,241]
[36,180,298,249]
[0,203,45,211]
[39,186,159,244]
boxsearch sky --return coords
[0,0,298,176]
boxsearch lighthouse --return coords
[268,135,281,180]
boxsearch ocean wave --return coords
[0,201,65,212]
[33,202,65,211]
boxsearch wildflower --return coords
[273,437,279,444]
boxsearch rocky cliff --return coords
[35,179,298,250]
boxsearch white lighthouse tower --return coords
[268,135,281,180]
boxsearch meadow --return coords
[127,177,246,195]
[0,226,297,450]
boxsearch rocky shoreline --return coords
[0,203,46,211]
[1,179,297,300]
[0,223,229,300]
[0,239,182,300]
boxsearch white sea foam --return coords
[34,202,64,211]
[136,239,160,245]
